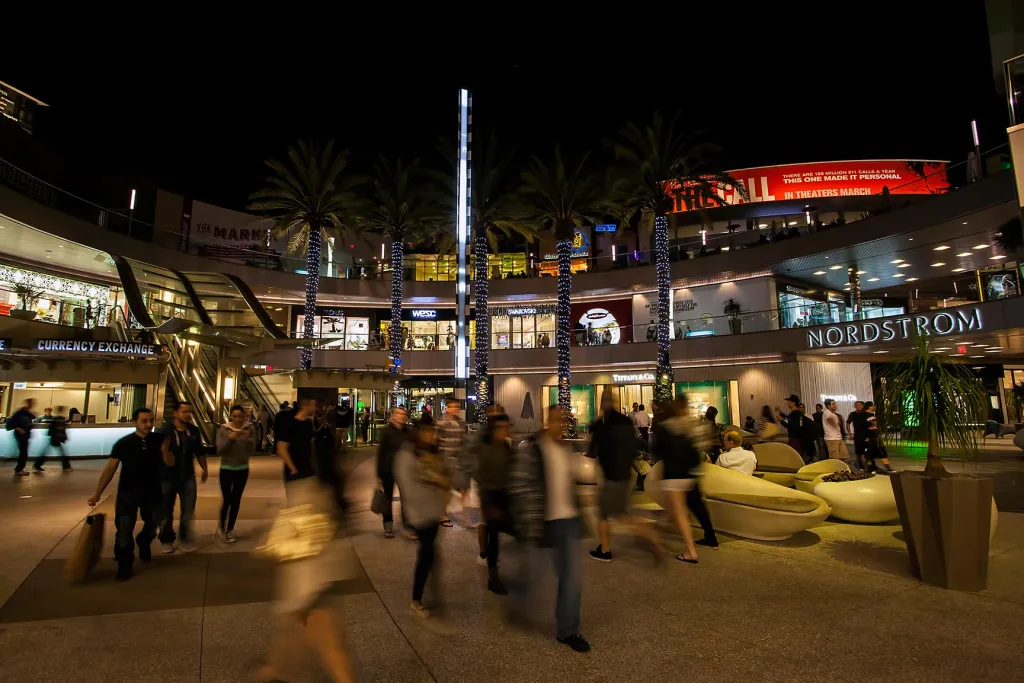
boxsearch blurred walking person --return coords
[475,412,514,595]
[88,408,164,582]
[589,390,662,564]
[437,398,466,528]
[359,407,371,444]
[377,407,410,538]
[258,397,355,683]
[37,406,71,470]
[216,405,256,543]
[10,398,36,475]
[158,401,207,554]
[258,405,272,451]
[395,414,451,619]
[655,397,719,563]
[509,405,590,653]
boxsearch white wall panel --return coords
[799,361,874,418]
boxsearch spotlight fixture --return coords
[829,265,843,270]
[891,259,904,264]
[952,267,966,272]
[867,277,879,282]
[813,271,826,275]
[933,245,950,251]
[893,273,905,278]
[906,277,919,281]
[990,255,1006,260]
[972,244,988,249]
[931,262,946,267]
[956,252,972,257]
[857,270,866,274]
[898,263,912,268]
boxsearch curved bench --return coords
[752,442,805,487]
[794,460,850,493]
[812,474,899,523]
[646,462,830,541]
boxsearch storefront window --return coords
[490,306,556,349]
[484,253,528,279]
[411,255,457,282]
[675,381,731,424]
[538,258,588,276]
[0,264,112,329]
[777,291,840,329]
[544,385,596,432]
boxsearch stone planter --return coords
[891,471,993,591]
[8,309,37,320]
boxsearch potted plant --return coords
[10,284,45,321]
[877,338,993,590]
[724,298,743,335]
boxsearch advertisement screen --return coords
[671,160,949,212]
[187,201,288,267]
[983,271,1019,301]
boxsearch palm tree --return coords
[876,338,986,477]
[610,112,746,403]
[521,148,607,428]
[433,133,535,418]
[361,156,442,378]
[249,140,358,370]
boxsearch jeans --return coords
[37,441,71,470]
[545,517,582,640]
[219,468,249,531]
[115,490,160,567]
[412,522,440,602]
[13,434,29,472]
[159,477,197,544]
[380,474,408,531]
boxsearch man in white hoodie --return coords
[822,399,845,460]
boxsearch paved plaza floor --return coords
[0,446,1022,682]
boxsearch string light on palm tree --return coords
[475,232,491,410]
[556,237,573,415]
[389,240,404,365]
[654,214,672,402]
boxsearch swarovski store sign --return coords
[807,307,982,349]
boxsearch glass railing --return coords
[1,147,1009,285]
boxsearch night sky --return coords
[5,7,1004,212]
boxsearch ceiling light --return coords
[826,352,841,356]
[970,355,985,359]
[973,244,988,249]
[829,265,843,270]
[950,353,964,357]
[952,267,966,272]
[758,223,767,228]
[906,277,919,281]
[971,344,987,348]
[787,221,798,226]
[893,273,905,278]
[933,245,950,251]
[956,252,972,257]
[857,270,866,274]
[934,347,951,351]
[814,270,826,275]
[891,259,904,264]
[873,350,889,354]
[898,263,912,268]
[931,262,946,267]
[962,221,968,225]
[867,277,880,282]
[990,255,1005,260]
[929,350,944,354]
[985,348,1002,352]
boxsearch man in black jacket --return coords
[376,406,408,538]
[588,391,663,564]
[778,394,805,455]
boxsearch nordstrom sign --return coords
[807,307,982,349]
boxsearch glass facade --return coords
[490,305,557,349]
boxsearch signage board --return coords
[0,338,10,352]
[410,309,437,319]
[507,307,537,316]
[806,307,982,349]
[595,224,616,233]
[612,372,656,383]
[672,159,950,212]
[34,339,161,356]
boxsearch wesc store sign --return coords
[672,159,949,212]
[807,308,982,349]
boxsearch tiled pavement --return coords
[0,448,1022,682]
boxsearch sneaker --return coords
[161,542,176,555]
[487,576,509,596]
[224,531,237,544]
[115,565,133,582]
[138,544,152,563]
[695,538,720,550]
[410,602,431,619]
[14,470,29,477]
[557,633,591,653]
[476,553,488,567]
[177,540,196,554]
[589,546,613,563]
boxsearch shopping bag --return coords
[370,487,389,516]
[65,513,105,584]
[255,504,336,562]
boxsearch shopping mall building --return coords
[2,156,1023,452]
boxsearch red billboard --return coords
[673,159,949,212]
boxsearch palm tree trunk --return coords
[300,224,321,371]
[556,238,572,433]
[924,429,948,478]
[474,234,490,420]
[389,240,404,398]
[654,214,673,403]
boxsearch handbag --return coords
[65,513,105,583]
[370,487,388,516]
[256,504,336,562]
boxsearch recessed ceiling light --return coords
[909,238,914,241]
[787,221,797,226]
[893,273,906,278]
[985,348,1002,352]
[829,265,843,270]
[973,244,988,249]
[990,255,1005,260]
[929,350,944,354]
[897,263,911,268]
[934,347,951,350]
[867,277,880,282]
[952,267,966,272]
[758,223,767,228]
[873,350,889,354]
[956,252,972,257]
[970,355,985,359]
[906,277,919,281]
[857,270,866,274]
[826,352,841,356]
[971,344,987,348]
[933,245,950,251]
[962,221,968,225]
[950,353,965,357]
[931,262,946,267]
[891,259,905,264]
[814,270,826,275]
